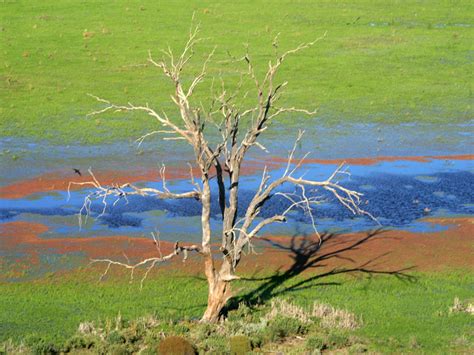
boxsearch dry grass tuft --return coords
[449,297,474,315]
[1,339,29,354]
[264,298,361,330]
[77,321,96,335]
[265,298,311,323]
[312,301,361,330]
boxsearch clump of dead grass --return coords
[265,298,311,324]
[265,298,361,330]
[449,297,474,315]
[312,301,361,330]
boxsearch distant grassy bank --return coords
[1,1,472,143]
[0,269,472,353]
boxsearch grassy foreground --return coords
[0,268,472,353]
[1,1,473,143]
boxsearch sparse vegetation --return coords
[1,270,473,353]
[267,315,309,341]
[0,298,360,354]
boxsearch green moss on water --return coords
[1,1,472,144]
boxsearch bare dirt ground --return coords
[245,217,474,273]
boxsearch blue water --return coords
[1,156,472,243]
[0,122,472,240]
[1,121,472,183]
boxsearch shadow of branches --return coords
[226,228,417,311]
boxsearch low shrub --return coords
[139,345,160,355]
[451,335,472,349]
[198,335,228,353]
[449,297,474,315]
[312,301,360,330]
[106,330,125,345]
[172,322,191,335]
[266,315,308,341]
[349,342,368,353]
[326,331,351,349]
[191,321,217,341]
[1,339,29,354]
[224,318,267,338]
[247,335,263,350]
[266,298,311,324]
[227,302,255,322]
[108,343,131,355]
[408,335,421,350]
[63,334,97,351]
[77,321,97,336]
[230,335,252,355]
[23,334,60,355]
[158,336,196,355]
[305,334,326,351]
[11,299,365,354]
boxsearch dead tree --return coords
[73,25,375,322]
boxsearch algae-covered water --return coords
[1,123,472,257]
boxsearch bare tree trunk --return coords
[201,259,234,322]
[201,278,231,322]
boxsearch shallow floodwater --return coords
[1,122,472,182]
[0,122,473,277]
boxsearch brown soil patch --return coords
[241,217,474,273]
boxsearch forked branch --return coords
[232,131,378,264]
[68,167,200,228]
[91,240,201,289]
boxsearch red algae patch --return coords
[239,217,474,273]
[0,161,276,200]
[1,154,471,200]
[0,168,188,200]
[0,221,178,261]
[266,153,473,167]
[1,218,472,278]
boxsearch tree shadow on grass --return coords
[225,228,417,312]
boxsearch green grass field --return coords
[0,269,472,353]
[1,0,472,143]
[1,2,473,353]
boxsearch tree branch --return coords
[231,131,378,266]
[69,167,200,228]
[91,240,201,289]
